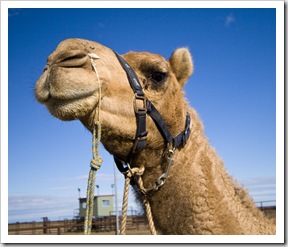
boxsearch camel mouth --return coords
[35,75,99,105]
[45,92,100,121]
[35,51,102,121]
[47,92,96,107]
[35,72,100,121]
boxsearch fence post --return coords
[64,219,68,233]
[42,217,48,234]
[15,222,19,235]
[32,221,36,234]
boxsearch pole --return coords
[113,162,119,235]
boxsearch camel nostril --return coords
[57,50,88,68]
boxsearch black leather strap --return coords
[173,113,191,149]
[146,100,173,144]
[114,52,148,157]
[114,52,144,96]
[147,100,191,149]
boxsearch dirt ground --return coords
[63,229,151,235]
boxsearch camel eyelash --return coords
[149,72,168,84]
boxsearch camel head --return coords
[35,38,193,166]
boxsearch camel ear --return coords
[169,48,193,87]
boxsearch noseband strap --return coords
[113,52,191,173]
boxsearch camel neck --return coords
[140,108,275,235]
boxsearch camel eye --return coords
[151,72,167,84]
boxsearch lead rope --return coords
[137,177,157,235]
[84,53,102,235]
[84,122,102,234]
[86,53,157,235]
[120,166,157,235]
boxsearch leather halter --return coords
[113,52,191,175]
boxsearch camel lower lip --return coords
[48,97,78,106]
[45,92,99,121]
[46,91,97,109]
[48,96,87,106]
[48,90,96,103]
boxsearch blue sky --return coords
[3,4,282,225]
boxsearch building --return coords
[78,195,114,218]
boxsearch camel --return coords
[35,38,275,235]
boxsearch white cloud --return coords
[8,9,21,17]
[97,22,105,29]
[73,175,88,180]
[240,177,276,204]
[8,182,141,223]
[225,13,235,27]
[49,186,77,191]
[57,172,122,182]
[8,195,78,223]
[240,177,276,186]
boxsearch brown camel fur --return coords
[35,38,275,235]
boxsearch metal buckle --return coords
[114,156,130,175]
[132,135,148,153]
[133,94,147,113]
